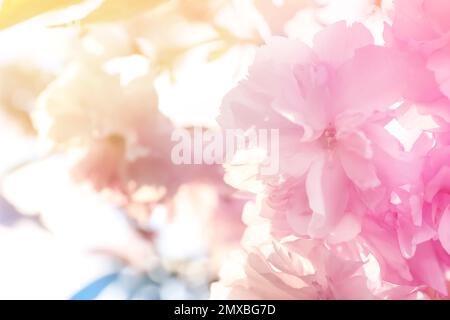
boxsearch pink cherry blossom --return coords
[219,22,410,242]
[211,234,425,300]
[35,60,174,197]
[35,57,242,229]
[387,145,450,295]
[5,0,450,300]
[385,0,450,103]
[217,10,450,298]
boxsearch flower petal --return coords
[306,157,349,237]
[313,21,373,69]
[438,206,450,255]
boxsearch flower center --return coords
[321,125,337,149]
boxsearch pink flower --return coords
[359,213,450,296]
[219,22,409,241]
[387,0,450,53]
[348,138,450,296]
[385,0,450,102]
[217,17,450,298]
[405,145,450,294]
[35,60,175,198]
[211,235,424,299]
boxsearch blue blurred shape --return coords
[71,272,120,300]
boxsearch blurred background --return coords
[0,0,391,299]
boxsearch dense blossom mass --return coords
[1,0,450,300]
[214,0,450,299]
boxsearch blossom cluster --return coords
[2,0,450,300]
[213,0,450,299]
